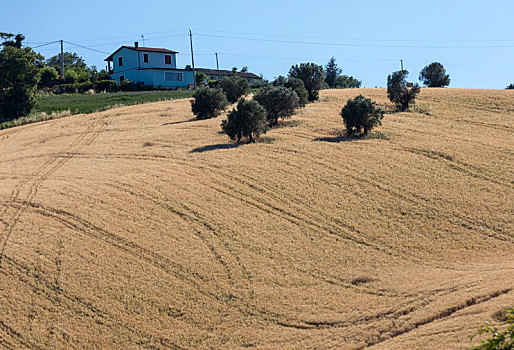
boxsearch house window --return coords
[164,55,172,65]
[118,56,123,66]
[119,75,125,82]
[165,72,182,81]
[143,53,148,63]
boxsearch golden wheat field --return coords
[0,88,513,349]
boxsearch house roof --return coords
[195,68,262,80]
[105,46,179,61]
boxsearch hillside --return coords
[0,88,513,349]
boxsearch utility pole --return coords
[60,40,64,78]
[400,60,404,71]
[215,53,220,82]
[189,28,196,89]
[141,34,145,47]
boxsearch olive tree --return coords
[273,76,308,107]
[340,95,384,135]
[254,86,299,126]
[221,99,267,143]
[220,76,250,103]
[190,87,228,120]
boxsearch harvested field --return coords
[0,88,513,349]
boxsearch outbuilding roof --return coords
[105,46,179,61]
[195,68,262,80]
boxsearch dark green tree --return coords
[334,75,362,88]
[288,63,324,102]
[46,52,87,73]
[325,57,342,88]
[220,76,250,103]
[191,87,229,120]
[419,62,450,87]
[0,34,43,122]
[221,99,267,143]
[507,83,514,90]
[387,70,420,111]
[88,66,110,82]
[272,75,288,86]
[254,86,299,126]
[340,95,384,135]
[0,33,25,48]
[40,66,59,85]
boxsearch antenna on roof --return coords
[141,34,145,47]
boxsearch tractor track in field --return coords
[0,255,187,350]
[0,116,109,263]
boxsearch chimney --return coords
[134,41,139,48]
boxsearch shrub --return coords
[250,79,269,89]
[471,307,513,350]
[195,72,207,87]
[221,99,267,143]
[419,62,450,87]
[340,95,384,135]
[507,84,514,90]
[76,81,94,93]
[53,83,76,94]
[335,75,362,89]
[191,87,229,120]
[387,70,420,111]
[118,80,139,92]
[254,86,299,126]
[288,63,324,102]
[40,66,59,85]
[95,79,118,93]
[0,44,43,122]
[220,76,250,103]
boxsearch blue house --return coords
[104,42,194,88]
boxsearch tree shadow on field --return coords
[190,143,242,153]
[313,134,359,143]
[162,118,196,126]
[314,131,390,143]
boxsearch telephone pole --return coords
[400,60,404,71]
[60,40,64,78]
[215,53,220,81]
[189,29,196,88]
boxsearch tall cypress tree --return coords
[325,57,342,88]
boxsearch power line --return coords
[63,41,110,54]
[195,33,514,49]
[31,40,60,49]
[195,28,514,44]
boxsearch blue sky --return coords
[4,0,514,88]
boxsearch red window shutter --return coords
[165,55,171,64]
